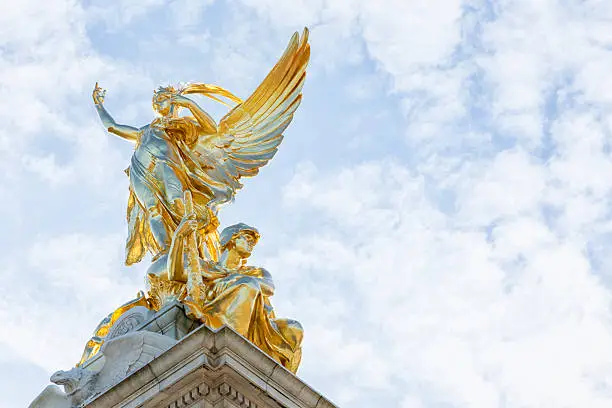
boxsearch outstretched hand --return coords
[92,82,106,105]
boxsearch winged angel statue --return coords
[93,29,310,273]
[27,31,311,408]
[79,30,310,375]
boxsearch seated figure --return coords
[78,215,303,372]
[175,220,304,373]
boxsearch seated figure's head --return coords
[220,223,260,259]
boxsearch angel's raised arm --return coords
[172,95,217,135]
[92,83,140,142]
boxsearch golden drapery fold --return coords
[124,119,225,266]
[184,266,303,373]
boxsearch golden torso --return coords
[132,124,177,167]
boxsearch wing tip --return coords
[301,27,310,44]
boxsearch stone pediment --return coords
[30,301,337,408]
[86,302,336,408]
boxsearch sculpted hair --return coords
[180,83,243,107]
[153,83,245,146]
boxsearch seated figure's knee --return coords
[235,276,262,293]
[286,319,303,332]
[272,318,304,349]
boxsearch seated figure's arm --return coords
[167,214,229,282]
[256,268,275,297]
[199,260,231,280]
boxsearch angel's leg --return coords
[130,170,171,251]
[161,164,185,205]
[148,206,171,250]
[161,164,189,236]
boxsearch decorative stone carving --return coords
[77,295,153,367]
[49,366,97,407]
[29,331,177,408]
[166,383,211,408]
[29,301,337,408]
[218,383,259,408]
[107,306,149,338]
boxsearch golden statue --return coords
[171,216,303,372]
[81,29,310,373]
[93,28,310,270]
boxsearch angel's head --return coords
[220,223,260,259]
[152,86,178,117]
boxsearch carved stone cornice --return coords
[166,383,210,408]
[218,382,259,408]
[83,302,337,408]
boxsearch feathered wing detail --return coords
[196,28,310,203]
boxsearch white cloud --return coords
[241,0,612,404]
[274,160,612,407]
[455,148,547,225]
[85,0,167,28]
[5,0,612,407]
[0,0,151,380]
[0,232,142,370]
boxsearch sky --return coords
[2,0,612,407]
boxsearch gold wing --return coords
[197,28,310,191]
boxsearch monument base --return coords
[29,302,337,408]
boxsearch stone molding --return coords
[217,382,259,408]
[84,302,337,408]
[166,382,210,408]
